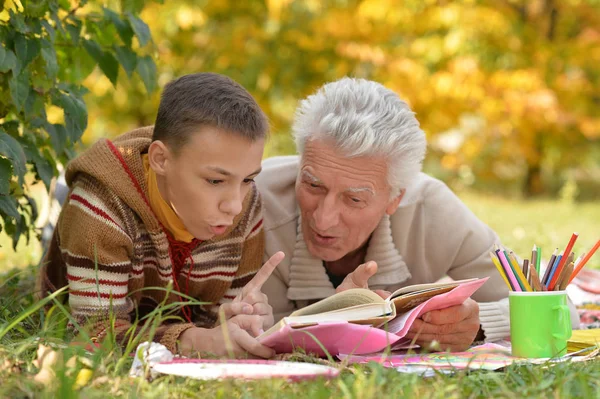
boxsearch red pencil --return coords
[548,232,579,290]
[569,239,600,284]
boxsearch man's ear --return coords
[385,189,405,216]
[148,141,170,176]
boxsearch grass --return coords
[1,192,600,398]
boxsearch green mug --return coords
[509,291,572,358]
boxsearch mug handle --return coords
[552,305,572,341]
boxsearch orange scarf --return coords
[142,155,194,243]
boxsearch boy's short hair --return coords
[153,73,269,152]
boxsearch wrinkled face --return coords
[296,139,403,262]
[149,126,264,240]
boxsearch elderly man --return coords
[257,77,577,352]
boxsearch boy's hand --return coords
[405,298,480,352]
[219,252,285,329]
[179,315,275,358]
[336,261,390,299]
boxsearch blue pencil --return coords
[545,254,562,286]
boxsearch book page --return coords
[290,288,385,317]
[387,278,478,299]
[390,286,455,313]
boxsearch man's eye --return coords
[207,179,223,185]
[309,183,320,188]
[243,178,255,184]
[350,198,361,203]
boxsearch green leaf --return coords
[104,8,134,47]
[0,129,27,186]
[0,157,11,196]
[82,39,119,86]
[9,10,29,33]
[136,55,157,93]
[24,89,46,121]
[0,45,17,73]
[45,123,67,155]
[21,138,54,191]
[41,39,58,79]
[41,20,56,41]
[14,34,41,75]
[52,91,88,142]
[9,71,30,112]
[126,12,151,47]
[65,17,82,46]
[0,195,20,220]
[114,45,137,77]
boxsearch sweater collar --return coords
[287,214,412,300]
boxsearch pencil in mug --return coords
[557,262,575,291]
[490,252,513,290]
[546,253,562,288]
[496,249,521,291]
[569,239,600,284]
[528,262,544,291]
[541,248,558,287]
[548,232,579,290]
[530,245,537,280]
[508,251,533,292]
[536,245,542,276]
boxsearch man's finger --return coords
[350,261,377,287]
[421,299,478,325]
[407,317,480,335]
[241,251,285,297]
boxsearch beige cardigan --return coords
[256,156,579,342]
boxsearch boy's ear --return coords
[148,141,170,176]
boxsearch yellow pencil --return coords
[490,252,512,290]
[508,252,533,292]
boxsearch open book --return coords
[258,277,489,355]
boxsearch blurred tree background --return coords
[84,0,600,200]
[2,0,600,265]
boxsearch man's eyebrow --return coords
[346,186,375,195]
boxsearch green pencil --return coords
[536,245,542,276]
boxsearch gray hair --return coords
[293,77,427,197]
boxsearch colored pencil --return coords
[497,249,521,291]
[554,261,574,291]
[558,262,575,291]
[548,232,579,290]
[490,252,513,290]
[528,262,543,291]
[541,248,558,286]
[536,246,542,276]
[508,251,533,292]
[523,258,529,280]
[546,254,562,288]
[530,245,537,280]
[569,239,600,284]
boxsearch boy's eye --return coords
[207,179,223,185]
[243,178,255,184]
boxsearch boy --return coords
[39,73,280,358]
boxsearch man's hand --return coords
[405,298,480,352]
[335,261,390,299]
[219,251,285,329]
[179,314,275,358]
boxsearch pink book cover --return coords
[260,278,488,356]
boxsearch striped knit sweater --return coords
[38,127,265,353]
